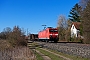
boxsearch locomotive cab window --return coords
[49,29,58,32]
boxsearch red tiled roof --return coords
[72,22,81,29]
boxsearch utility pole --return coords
[27,28,28,36]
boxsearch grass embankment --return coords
[35,52,44,60]
[0,40,36,60]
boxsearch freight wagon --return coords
[30,34,38,41]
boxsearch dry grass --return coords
[0,40,11,50]
[0,40,36,60]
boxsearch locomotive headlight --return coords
[50,34,52,35]
[55,34,58,35]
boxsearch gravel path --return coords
[36,50,51,60]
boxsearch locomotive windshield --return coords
[49,29,58,32]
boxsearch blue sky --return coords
[0,0,79,34]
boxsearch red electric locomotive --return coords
[38,27,59,42]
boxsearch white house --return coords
[71,22,81,38]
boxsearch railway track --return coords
[35,41,90,58]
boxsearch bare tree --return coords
[65,20,72,41]
[79,0,89,9]
[81,0,90,43]
[2,27,12,39]
[58,15,67,28]
[57,15,67,41]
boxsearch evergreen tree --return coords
[68,3,82,22]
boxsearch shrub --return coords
[7,26,27,47]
